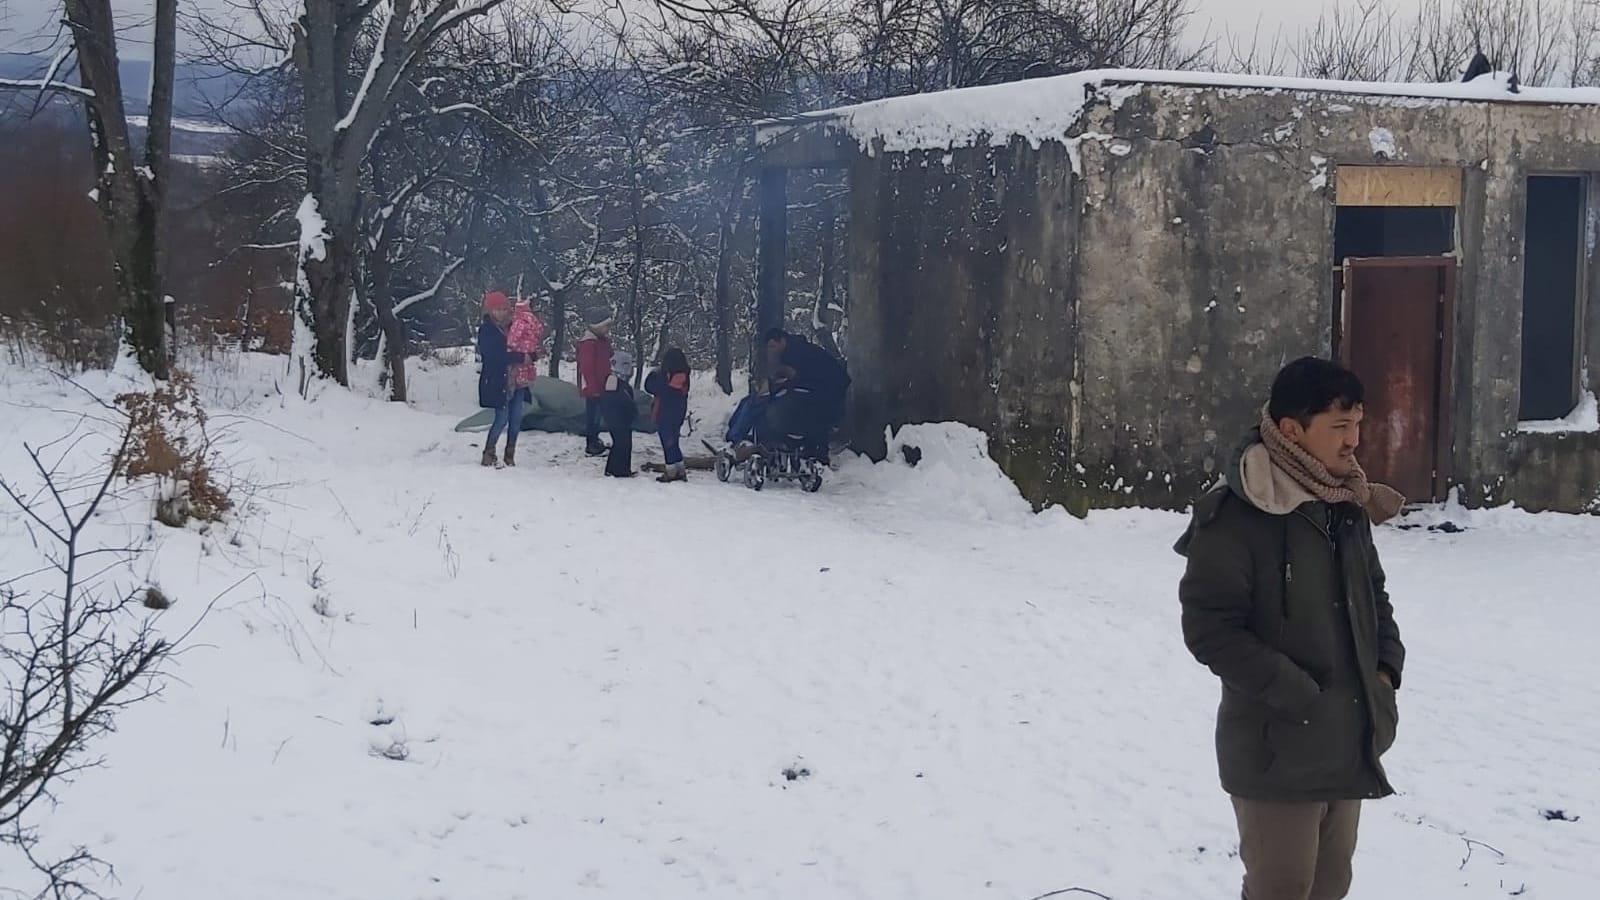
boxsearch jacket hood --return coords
[1174,427,1314,557]
[1229,427,1317,516]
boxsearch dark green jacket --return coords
[1174,431,1405,803]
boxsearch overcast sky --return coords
[0,0,1375,61]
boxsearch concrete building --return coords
[755,69,1600,515]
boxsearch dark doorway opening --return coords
[1334,206,1455,261]
[1519,175,1585,422]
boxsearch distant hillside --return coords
[0,52,252,121]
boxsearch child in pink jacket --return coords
[506,299,543,394]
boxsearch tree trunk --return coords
[290,0,347,390]
[61,0,173,379]
[147,0,177,367]
[123,203,167,378]
[548,291,566,379]
[300,219,357,386]
[376,301,408,402]
[713,219,735,394]
[712,173,745,396]
[361,226,408,403]
[628,182,646,385]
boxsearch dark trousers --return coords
[584,398,604,448]
[605,426,633,476]
[658,426,683,466]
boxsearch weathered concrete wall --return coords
[1456,103,1600,510]
[840,84,1600,514]
[1493,432,1600,512]
[1072,91,1335,511]
[845,141,1080,507]
[1071,87,1600,513]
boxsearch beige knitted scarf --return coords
[1258,405,1406,525]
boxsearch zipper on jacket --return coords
[1288,505,1337,625]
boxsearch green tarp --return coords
[453,376,656,435]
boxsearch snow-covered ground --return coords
[2,352,1597,900]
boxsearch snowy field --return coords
[2,352,1597,900]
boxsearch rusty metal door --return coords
[1340,257,1456,502]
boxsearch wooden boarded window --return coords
[1519,175,1585,422]
[1336,165,1461,207]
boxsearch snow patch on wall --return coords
[1518,384,1600,434]
[1368,127,1400,158]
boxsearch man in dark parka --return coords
[1176,357,1406,900]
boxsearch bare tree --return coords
[1213,16,1292,76]
[0,0,179,378]
[1296,0,1408,81]
[0,423,172,899]
[1298,0,1588,86]
[211,0,510,391]
[1479,0,1566,84]
[1563,0,1600,85]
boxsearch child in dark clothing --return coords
[644,348,691,483]
[601,351,636,478]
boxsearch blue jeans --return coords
[487,388,527,453]
[659,426,683,465]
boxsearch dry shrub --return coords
[416,343,472,367]
[116,371,233,526]
[187,304,292,357]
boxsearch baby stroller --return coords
[710,386,827,493]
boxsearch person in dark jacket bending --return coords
[1175,357,1407,900]
[762,328,850,462]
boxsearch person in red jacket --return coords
[576,307,614,457]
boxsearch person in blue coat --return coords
[476,292,523,467]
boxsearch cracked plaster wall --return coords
[843,84,1600,514]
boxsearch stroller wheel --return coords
[715,451,733,483]
[743,456,765,491]
[799,460,823,493]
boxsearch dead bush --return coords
[116,370,233,526]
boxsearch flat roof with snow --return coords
[759,68,1600,158]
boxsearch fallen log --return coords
[641,454,718,473]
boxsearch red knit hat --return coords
[483,291,510,313]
